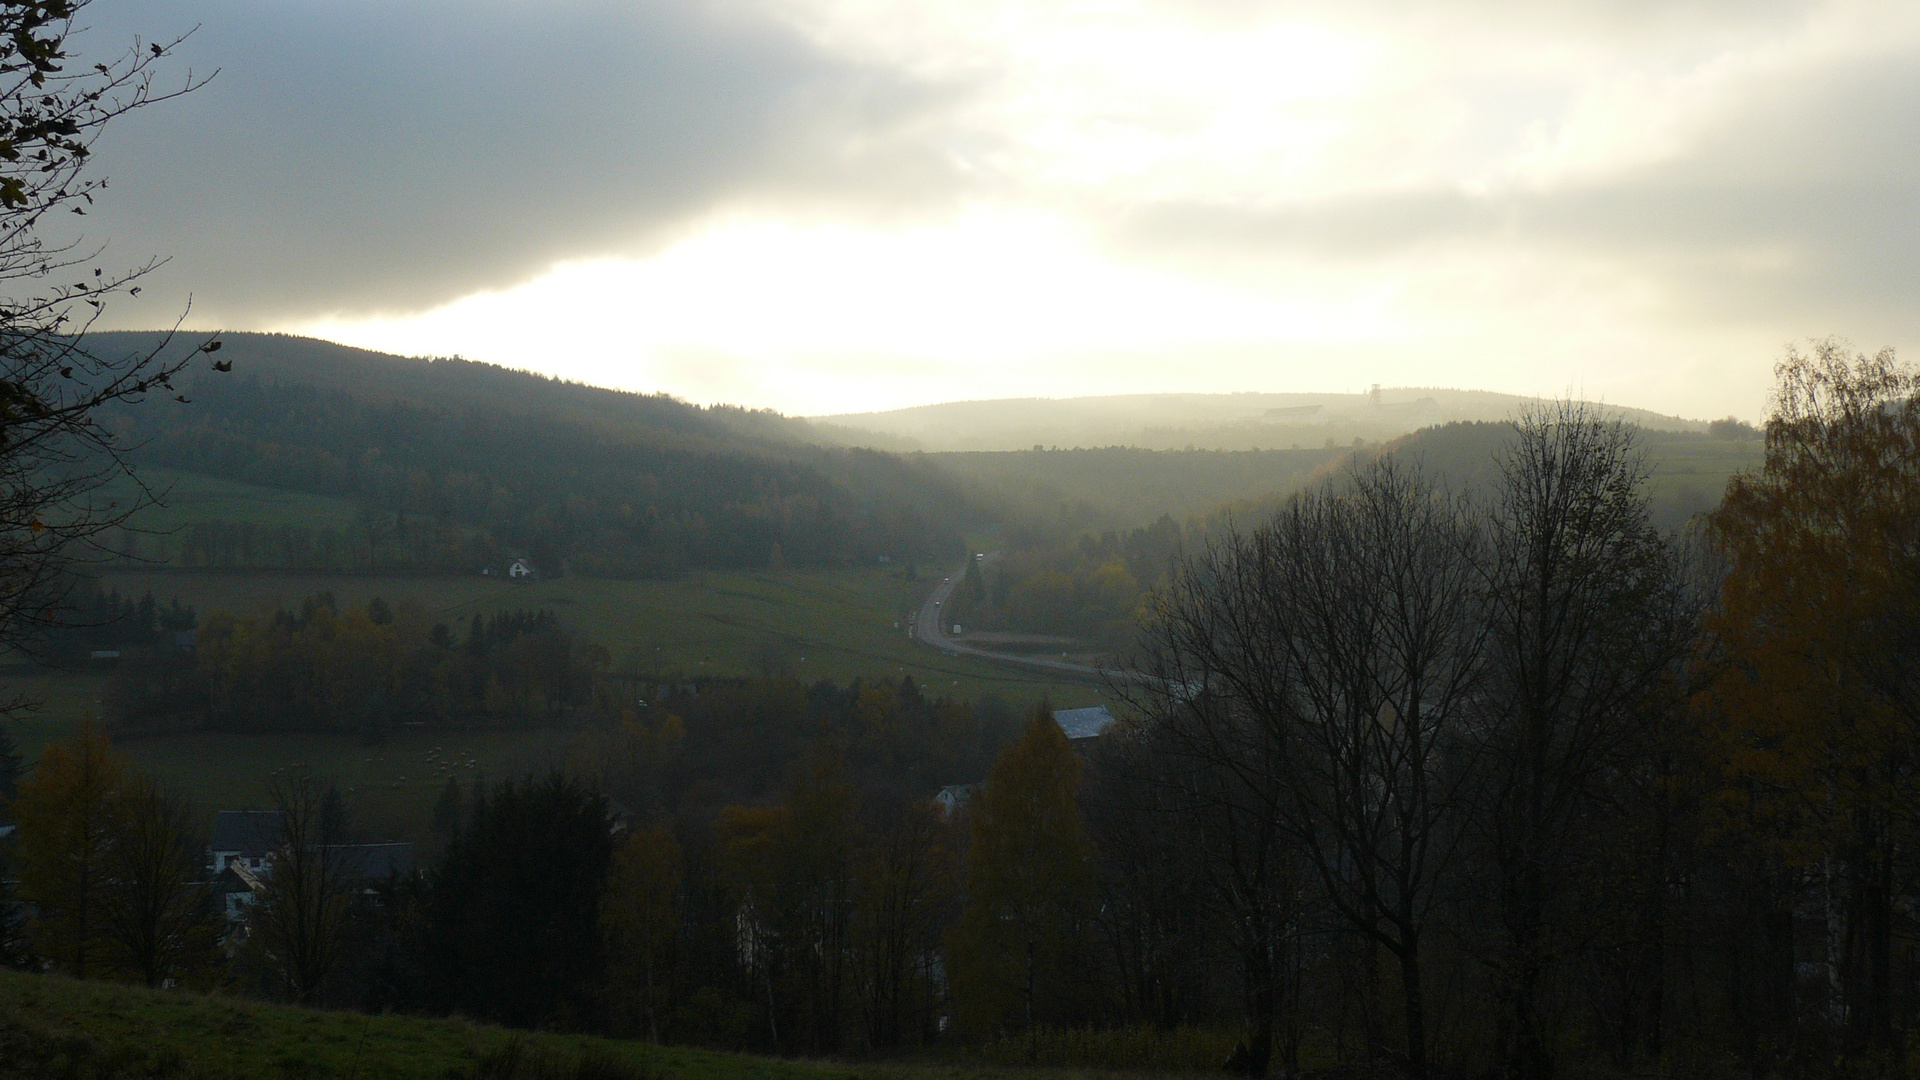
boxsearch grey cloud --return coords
[65,0,970,325]
[1119,44,1920,337]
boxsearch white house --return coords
[508,558,537,579]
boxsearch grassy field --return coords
[3,967,1191,1080]
[98,563,1105,709]
[0,968,1236,1080]
[1640,434,1764,528]
[3,563,1110,841]
[100,466,362,533]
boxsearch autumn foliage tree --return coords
[1701,340,1920,1059]
[948,707,1097,1036]
[718,751,862,1053]
[12,724,208,985]
[854,801,957,1050]
[602,823,683,1041]
[13,723,124,977]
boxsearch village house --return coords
[208,810,284,875]
[1052,705,1117,747]
[927,707,1116,818]
[205,810,418,929]
[933,784,973,819]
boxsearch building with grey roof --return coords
[1052,705,1117,744]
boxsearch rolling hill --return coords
[83,332,984,574]
[817,387,1713,453]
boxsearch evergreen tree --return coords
[428,773,615,1027]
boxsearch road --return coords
[910,556,1133,682]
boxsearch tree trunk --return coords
[1246,924,1275,1079]
[1397,934,1428,1080]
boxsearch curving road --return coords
[911,556,1132,682]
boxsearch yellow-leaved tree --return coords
[948,706,1096,1037]
[1701,340,1920,1056]
[602,823,683,1040]
[14,724,127,978]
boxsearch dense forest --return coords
[104,593,601,734]
[86,333,981,574]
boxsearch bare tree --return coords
[0,1,220,674]
[1473,402,1687,1080]
[1131,513,1323,1079]
[253,769,353,1003]
[855,801,956,1050]
[1134,457,1483,1080]
[102,773,212,986]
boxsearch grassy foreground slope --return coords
[0,968,887,1080]
[0,969,1204,1080]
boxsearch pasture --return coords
[5,563,1110,841]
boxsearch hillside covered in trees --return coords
[85,333,984,574]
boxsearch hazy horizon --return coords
[66,0,1920,421]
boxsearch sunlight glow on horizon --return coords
[280,0,1920,422]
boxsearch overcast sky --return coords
[70,0,1920,419]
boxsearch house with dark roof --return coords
[208,810,285,875]
[213,842,418,927]
[214,861,267,924]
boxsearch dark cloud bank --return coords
[68,0,963,326]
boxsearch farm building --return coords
[1052,705,1117,746]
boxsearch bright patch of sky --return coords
[84,0,1920,419]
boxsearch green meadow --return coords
[2,967,1210,1080]
[4,563,1109,841]
[99,466,362,534]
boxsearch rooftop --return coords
[210,810,285,855]
[1052,705,1116,742]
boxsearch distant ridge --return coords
[78,331,981,574]
[814,388,1709,453]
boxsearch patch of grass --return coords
[98,565,1108,713]
[0,967,824,1080]
[1,564,1112,842]
[0,968,1210,1080]
[972,1027,1238,1073]
[101,465,362,533]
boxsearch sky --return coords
[67,0,1920,419]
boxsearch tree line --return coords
[105,594,602,734]
[96,350,975,575]
[1087,344,1920,1079]
[944,514,1186,651]
[25,582,198,667]
[0,674,1024,1046]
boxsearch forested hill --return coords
[85,332,978,574]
